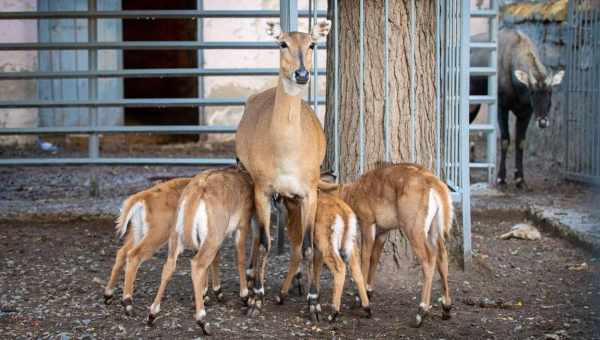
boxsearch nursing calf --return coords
[277,192,371,322]
[103,178,193,313]
[320,163,454,327]
[146,167,254,335]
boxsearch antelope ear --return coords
[266,21,282,39]
[311,20,331,41]
[514,70,529,87]
[548,70,564,86]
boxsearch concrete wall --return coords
[0,0,38,146]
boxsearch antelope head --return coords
[267,20,331,95]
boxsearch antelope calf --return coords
[104,177,192,314]
[147,167,254,335]
[320,163,454,327]
[277,192,371,322]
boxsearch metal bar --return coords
[487,0,498,184]
[460,0,472,269]
[409,0,416,163]
[0,41,325,50]
[358,0,365,176]
[0,97,325,108]
[0,125,236,134]
[0,68,326,79]
[434,0,441,176]
[0,10,327,19]
[0,158,237,166]
[88,0,99,160]
[312,0,319,114]
[384,0,390,162]
[333,0,340,179]
[198,0,207,139]
[442,0,449,180]
[565,0,574,175]
[277,0,299,256]
[280,0,298,32]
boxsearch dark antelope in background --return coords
[470,28,564,188]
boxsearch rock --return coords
[544,334,560,340]
[567,263,588,271]
[500,223,541,240]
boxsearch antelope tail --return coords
[425,184,454,248]
[115,195,145,241]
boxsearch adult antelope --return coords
[235,20,331,316]
[470,28,564,188]
[320,163,454,328]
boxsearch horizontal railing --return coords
[0,68,326,79]
[0,10,327,19]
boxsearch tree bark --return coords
[324,0,436,182]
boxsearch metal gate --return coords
[0,1,325,165]
[564,0,600,185]
[326,0,473,265]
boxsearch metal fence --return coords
[327,0,473,265]
[0,1,325,165]
[1,0,474,265]
[564,0,600,185]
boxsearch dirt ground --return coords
[1,210,599,339]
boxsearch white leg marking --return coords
[150,303,160,315]
[212,285,221,292]
[195,309,207,321]
[240,288,249,298]
[104,287,114,296]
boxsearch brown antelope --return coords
[319,163,454,327]
[146,167,254,335]
[103,178,193,314]
[235,20,331,316]
[277,192,371,322]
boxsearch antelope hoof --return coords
[214,288,224,303]
[147,313,156,326]
[307,294,321,323]
[197,320,211,336]
[363,306,372,318]
[122,297,133,316]
[442,303,452,320]
[352,293,361,308]
[241,295,250,307]
[308,303,321,323]
[294,272,304,296]
[367,289,373,299]
[275,292,287,305]
[327,311,339,323]
[515,177,527,190]
[411,306,428,328]
[496,178,507,188]
[246,293,264,317]
[103,293,114,305]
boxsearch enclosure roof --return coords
[501,0,567,23]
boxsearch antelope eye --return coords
[309,43,316,49]
[280,41,288,48]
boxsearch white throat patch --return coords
[282,76,307,96]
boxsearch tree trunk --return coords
[324,0,436,182]
[324,0,440,264]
